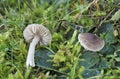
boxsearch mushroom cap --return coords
[23,24,52,45]
[78,33,105,51]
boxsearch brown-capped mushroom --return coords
[78,33,105,52]
[23,24,52,69]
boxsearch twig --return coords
[98,3,120,28]
[63,0,98,19]
[97,8,115,28]
[81,0,98,13]
[74,0,98,19]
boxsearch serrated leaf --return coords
[111,10,120,21]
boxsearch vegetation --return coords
[0,0,120,79]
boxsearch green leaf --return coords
[35,48,67,75]
[97,23,117,44]
[101,45,115,55]
[104,33,117,44]
[8,74,14,79]
[115,58,120,62]
[79,52,100,68]
[54,0,69,6]
[97,23,114,35]
[111,10,120,21]
[35,48,55,70]
[115,46,120,51]
[82,69,100,79]
[93,11,106,16]
[98,58,109,69]
[70,60,78,79]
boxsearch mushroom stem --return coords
[26,36,39,69]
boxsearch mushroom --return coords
[23,24,52,69]
[78,33,105,52]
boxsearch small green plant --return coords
[0,0,120,79]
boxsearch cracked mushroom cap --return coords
[78,33,105,52]
[23,24,52,45]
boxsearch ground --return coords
[0,0,120,79]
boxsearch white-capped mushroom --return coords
[78,33,105,52]
[23,24,52,69]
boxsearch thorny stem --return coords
[26,36,39,69]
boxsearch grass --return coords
[0,0,120,79]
